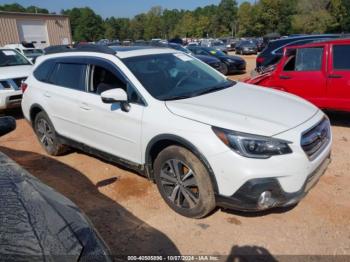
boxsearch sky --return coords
[0,0,253,18]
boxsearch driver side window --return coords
[90,65,126,95]
[89,64,143,104]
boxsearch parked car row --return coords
[131,41,247,76]
[187,46,246,75]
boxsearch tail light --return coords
[256,56,264,64]
[21,82,28,93]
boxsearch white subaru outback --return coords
[21,45,332,218]
[0,48,32,110]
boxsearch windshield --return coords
[123,53,235,101]
[169,44,192,54]
[206,48,226,57]
[23,49,44,57]
[212,41,224,46]
[240,40,255,46]
[0,49,31,67]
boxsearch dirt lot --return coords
[1,55,350,259]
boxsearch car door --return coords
[327,43,350,111]
[77,58,144,164]
[43,59,87,141]
[276,46,327,107]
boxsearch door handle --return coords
[43,92,51,98]
[328,74,342,79]
[80,103,91,111]
[279,75,291,80]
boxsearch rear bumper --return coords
[0,90,22,110]
[216,156,331,211]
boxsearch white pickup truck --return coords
[0,48,33,110]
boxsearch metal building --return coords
[0,11,72,48]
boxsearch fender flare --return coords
[145,134,219,194]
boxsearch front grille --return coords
[13,77,26,88]
[301,118,331,160]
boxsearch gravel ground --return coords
[0,54,349,259]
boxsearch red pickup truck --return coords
[245,39,350,112]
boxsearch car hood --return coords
[0,65,33,80]
[194,54,220,63]
[165,82,318,136]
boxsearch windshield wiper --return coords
[160,95,192,101]
[159,80,236,101]
[193,80,236,96]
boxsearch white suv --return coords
[22,45,332,218]
[0,48,33,110]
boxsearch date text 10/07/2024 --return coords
[127,255,220,261]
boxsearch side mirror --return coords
[0,116,16,137]
[101,88,130,112]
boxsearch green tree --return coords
[26,6,49,14]
[328,0,350,32]
[62,7,104,41]
[0,3,25,12]
[143,6,163,39]
[215,0,238,36]
[291,0,334,34]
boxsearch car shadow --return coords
[0,108,24,120]
[226,245,277,262]
[0,146,180,257]
[325,110,350,128]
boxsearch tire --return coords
[34,111,68,156]
[153,145,215,218]
[221,63,229,75]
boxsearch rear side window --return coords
[295,47,323,71]
[49,63,87,91]
[333,45,350,70]
[33,60,55,82]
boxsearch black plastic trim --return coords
[57,134,145,175]
[29,103,46,123]
[217,156,331,211]
[145,134,219,193]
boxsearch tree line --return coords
[1,0,349,42]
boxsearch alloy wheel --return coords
[36,118,54,149]
[160,159,200,209]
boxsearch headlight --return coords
[212,127,292,159]
[226,59,234,63]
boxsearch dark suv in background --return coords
[256,34,342,71]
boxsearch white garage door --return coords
[17,20,49,48]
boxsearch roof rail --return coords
[44,44,116,55]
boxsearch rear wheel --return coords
[34,111,67,156]
[154,146,215,218]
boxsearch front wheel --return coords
[221,63,229,75]
[154,146,216,218]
